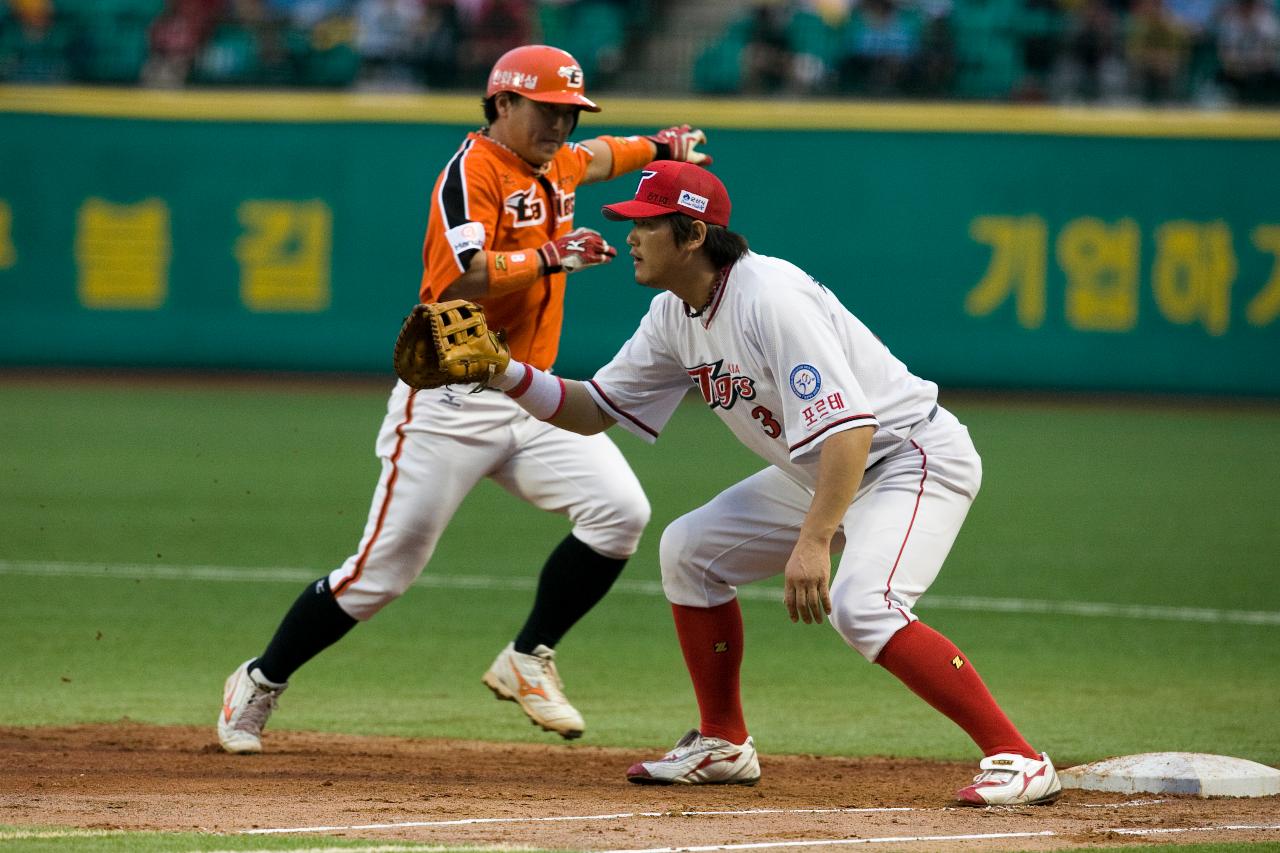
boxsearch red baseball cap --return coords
[602,161,731,227]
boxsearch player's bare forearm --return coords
[800,426,873,545]
[549,379,616,435]
[783,426,874,625]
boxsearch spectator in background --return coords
[1013,0,1063,101]
[742,0,800,92]
[418,0,461,88]
[1163,0,1222,96]
[837,0,922,95]
[146,0,228,86]
[457,0,533,87]
[0,0,70,82]
[1216,0,1280,102]
[1126,0,1190,101]
[1055,0,1128,100]
[355,0,424,86]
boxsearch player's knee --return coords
[829,584,901,661]
[611,484,651,546]
[658,512,696,577]
[575,482,650,558]
[657,515,699,598]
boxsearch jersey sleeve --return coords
[421,140,502,301]
[750,279,879,461]
[586,299,689,444]
[564,140,595,178]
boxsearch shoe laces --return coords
[530,649,566,692]
[970,766,1017,785]
[235,683,283,733]
[664,729,706,760]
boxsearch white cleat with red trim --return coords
[955,752,1062,806]
[627,729,761,786]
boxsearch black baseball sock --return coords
[253,576,358,684]
[513,534,627,653]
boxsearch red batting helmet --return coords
[485,45,601,113]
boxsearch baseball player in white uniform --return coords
[480,161,1062,805]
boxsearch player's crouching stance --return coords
[393,162,1061,807]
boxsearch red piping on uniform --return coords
[587,379,658,437]
[333,390,417,596]
[789,414,877,452]
[883,439,927,625]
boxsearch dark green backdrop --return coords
[2,109,1278,393]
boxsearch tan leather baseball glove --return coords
[393,300,510,390]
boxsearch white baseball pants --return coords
[658,407,982,661]
[329,381,650,620]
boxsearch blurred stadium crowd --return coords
[1,0,1278,104]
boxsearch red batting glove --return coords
[646,124,712,166]
[538,227,617,274]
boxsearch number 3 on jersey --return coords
[751,405,781,438]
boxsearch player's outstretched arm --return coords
[490,360,616,436]
[580,125,712,185]
[438,229,617,301]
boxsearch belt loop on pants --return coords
[908,404,939,440]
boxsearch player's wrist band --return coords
[499,361,565,420]
[601,135,658,180]
[486,249,543,296]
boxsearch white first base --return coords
[1060,752,1280,798]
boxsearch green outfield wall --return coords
[2,87,1278,394]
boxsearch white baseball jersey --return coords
[586,251,939,487]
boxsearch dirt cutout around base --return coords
[3,723,1278,851]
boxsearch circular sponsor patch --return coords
[789,364,821,400]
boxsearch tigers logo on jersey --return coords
[688,360,756,410]
[504,185,546,227]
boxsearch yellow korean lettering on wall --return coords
[1057,217,1140,332]
[236,200,332,313]
[75,198,170,309]
[965,215,1047,329]
[1246,225,1280,328]
[0,201,14,269]
[1152,221,1236,336]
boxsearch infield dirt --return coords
[3,723,1278,851]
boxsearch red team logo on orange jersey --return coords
[688,360,756,410]
[504,185,546,226]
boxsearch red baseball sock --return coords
[876,620,1038,759]
[671,600,749,745]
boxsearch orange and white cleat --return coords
[955,752,1063,806]
[217,659,287,754]
[627,729,761,786]
[482,643,584,739]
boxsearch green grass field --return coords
[2,377,1279,851]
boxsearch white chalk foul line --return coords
[594,831,1060,852]
[244,808,916,836]
[3,560,1278,627]
[1102,823,1280,836]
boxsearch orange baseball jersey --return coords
[420,131,594,371]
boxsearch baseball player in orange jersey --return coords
[218,45,712,752]
[474,161,1061,805]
